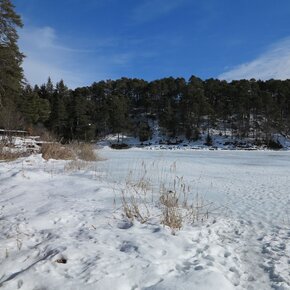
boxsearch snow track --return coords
[224,164,290,290]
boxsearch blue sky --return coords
[14,0,290,88]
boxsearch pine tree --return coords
[49,80,69,137]
[71,87,91,140]
[20,85,40,124]
[20,85,51,124]
[0,0,24,108]
[108,95,129,142]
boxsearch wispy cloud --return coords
[18,26,130,88]
[219,37,290,81]
[132,0,186,23]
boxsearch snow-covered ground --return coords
[0,149,290,290]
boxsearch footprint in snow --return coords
[117,220,133,229]
[120,241,138,253]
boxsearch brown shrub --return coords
[0,148,23,161]
[75,143,98,161]
[161,206,183,232]
[41,142,75,160]
[41,141,100,162]
[0,141,25,161]
[160,189,183,231]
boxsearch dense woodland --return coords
[1,0,290,146]
[6,77,290,144]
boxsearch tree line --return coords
[14,76,290,144]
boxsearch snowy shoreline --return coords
[97,131,290,151]
[98,144,290,152]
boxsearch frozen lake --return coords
[99,149,290,209]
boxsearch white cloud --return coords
[18,26,112,88]
[132,0,186,23]
[219,37,290,81]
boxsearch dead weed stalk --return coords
[120,162,218,234]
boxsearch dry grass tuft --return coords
[120,162,217,234]
[161,206,183,232]
[160,190,179,208]
[121,171,151,224]
[41,142,100,162]
[159,179,212,232]
[0,150,22,162]
[121,190,150,224]
[41,142,75,160]
[159,189,183,231]
[121,168,151,223]
[72,143,98,161]
[0,142,24,161]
